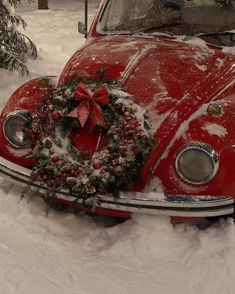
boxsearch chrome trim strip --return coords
[175,142,219,185]
[0,156,233,217]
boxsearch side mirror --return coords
[78,21,87,36]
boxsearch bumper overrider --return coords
[0,155,234,217]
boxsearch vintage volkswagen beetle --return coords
[0,0,235,220]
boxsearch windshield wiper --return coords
[129,26,176,39]
[183,31,235,41]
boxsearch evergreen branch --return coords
[20,32,37,58]
[0,48,30,75]
[0,0,37,75]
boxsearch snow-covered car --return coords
[0,0,235,220]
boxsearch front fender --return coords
[154,97,235,199]
[0,76,56,166]
[1,76,55,118]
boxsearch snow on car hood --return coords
[59,35,235,123]
[59,35,235,169]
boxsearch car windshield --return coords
[99,0,235,46]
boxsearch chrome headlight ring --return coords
[175,142,219,185]
[3,110,32,149]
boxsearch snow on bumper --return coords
[0,156,234,218]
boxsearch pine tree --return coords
[0,0,37,75]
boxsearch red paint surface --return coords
[70,127,106,155]
[0,78,54,166]
[1,3,235,218]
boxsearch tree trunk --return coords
[38,0,48,9]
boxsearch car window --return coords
[100,0,153,31]
[98,0,235,45]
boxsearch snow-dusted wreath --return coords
[29,75,153,203]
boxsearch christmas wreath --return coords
[28,74,153,205]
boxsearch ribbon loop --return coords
[67,82,109,129]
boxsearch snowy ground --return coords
[1,1,235,293]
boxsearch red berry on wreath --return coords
[62,172,67,178]
[71,171,78,177]
[132,146,141,155]
[115,127,121,133]
[138,133,146,138]
[127,139,134,145]
[51,111,61,121]
[92,161,102,169]
[111,160,117,167]
[128,130,135,135]
[52,155,60,162]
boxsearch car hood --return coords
[59,35,235,114]
[59,35,235,178]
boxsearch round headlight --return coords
[3,110,32,148]
[175,142,219,185]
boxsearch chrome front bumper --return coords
[0,156,234,217]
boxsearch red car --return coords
[0,0,235,221]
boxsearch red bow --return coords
[67,83,109,130]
